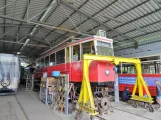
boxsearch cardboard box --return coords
[41,77,57,88]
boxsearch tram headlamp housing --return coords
[105,69,110,76]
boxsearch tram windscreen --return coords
[96,41,114,56]
[0,54,20,82]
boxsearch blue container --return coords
[52,71,60,77]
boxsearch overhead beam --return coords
[112,20,161,39]
[115,36,161,52]
[0,36,49,45]
[0,23,34,27]
[0,14,90,36]
[49,0,135,50]
[86,0,150,35]
[18,0,58,53]
[0,39,49,47]
[28,0,90,55]
[113,29,161,51]
[3,0,7,52]
[39,0,90,41]
[14,0,31,48]
[107,5,161,33]
[50,0,118,45]
[117,29,161,43]
[61,1,119,36]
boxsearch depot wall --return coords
[115,41,161,58]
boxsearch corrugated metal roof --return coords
[0,0,161,58]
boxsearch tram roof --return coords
[38,35,113,59]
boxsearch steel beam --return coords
[0,14,91,36]
[107,6,161,33]
[86,0,150,35]
[0,23,34,27]
[57,0,89,31]
[31,0,90,55]
[3,0,7,52]
[26,0,92,55]
[12,0,31,49]
[48,0,118,45]
[0,39,49,47]
[115,29,161,44]
[39,30,52,47]
[0,36,49,45]
[61,1,118,34]
[112,20,161,40]
[16,0,31,34]
[0,0,17,11]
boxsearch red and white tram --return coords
[34,35,115,84]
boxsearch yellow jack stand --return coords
[131,63,153,103]
[76,54,153,119]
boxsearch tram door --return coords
[70,41,94,82]
[70,44,81,82]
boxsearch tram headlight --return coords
[105,69,110,76]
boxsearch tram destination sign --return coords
[97,41,111,47]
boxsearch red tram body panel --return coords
[118,74,161,96]
[35,61,115,83]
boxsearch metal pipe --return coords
[0,0,17,11]
[0,39,49,47]
[0,14,91,36]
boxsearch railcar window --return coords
[72,45,80,61]
[150,65,155,74]
[142,64,150,74]
[56,49,65,64]
[118,64,136,74]
[81,41,94,58]
[36,59,41,68]
[96,41,113,56]
[66,47,70,63]
[50,53,55,66]
[40,58,44,68]
[45,56,49,67]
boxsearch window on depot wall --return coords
[50,53,55,66]
[56,49,65,64]
[45,56,49,67]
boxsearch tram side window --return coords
[121,64,136,74]
[36,59,41,68]
[81,41,94,59]
[150,65,155,74]
[56,49,65,64]
[45,56,49,67]
[40,58,44,68]
[50,53,55,66]
[66,47,70,63]
[73,45,80,61]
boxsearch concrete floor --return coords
[0,87,161,120]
